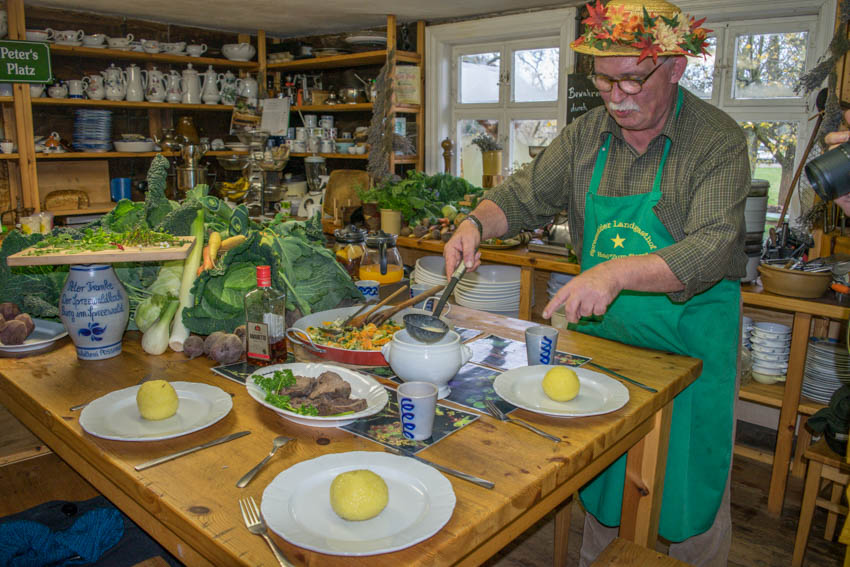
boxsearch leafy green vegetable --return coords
[144,154,178,228]
[253,370,319,416]
[357,171,484,223]
[97,199,146,233]
[0,231,67,320]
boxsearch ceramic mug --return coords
[0,141,14,154]
[67,79,85,98]
[397,382,438,441]
[186,43,207,57]
[525,325,559,365]
[29,83,44,97]
[355,279,379,299]
[55,29,84,43]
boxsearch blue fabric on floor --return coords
[0,507,123,566]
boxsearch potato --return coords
[15,314,34,337]
[183,335,204,359]
[0,314,6,330]
[0,302,20,321]
[0,320,28,345]
[209,334,244,364]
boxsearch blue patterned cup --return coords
[525,325,559,365]
[356,279,379,300]
[398,382,438,440]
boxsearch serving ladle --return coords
[404,263,467,343]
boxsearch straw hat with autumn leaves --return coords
[571,0,711,63]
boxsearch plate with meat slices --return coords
[246,362,389,427]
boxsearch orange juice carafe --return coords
[360,231,404,284]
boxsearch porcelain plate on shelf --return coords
[261,451,455,556]
[79,381,232,441]
[344,34,387,46]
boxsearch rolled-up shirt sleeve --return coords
[484,126,573,238]
[654,128,750,302]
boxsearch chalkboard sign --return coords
[566,74,604,124]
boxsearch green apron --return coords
[574,89,740,542]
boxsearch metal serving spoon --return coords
[404,263,467,343]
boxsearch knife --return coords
[385,446,494,489]
[134,431,251,471]
[587,362,657,393]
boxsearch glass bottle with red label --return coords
[244,265,288,366]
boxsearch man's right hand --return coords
[444,219,482,280]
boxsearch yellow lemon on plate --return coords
[329,469,389,521]
[542,367,580,402]
[136,380,179,420]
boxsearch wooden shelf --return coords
[392,155,419,164]
[0,153,19,159]
[267,49,420,71]
[32,98,235,111]
[46,202,116,216]
[739,380,826,415]
[290,152,368,160]
[48,44,258,69]
[35,150,250,159]
[293,103,372,112]
[0,96,13,104]
[391,104,421,113]
[206,150,250,156]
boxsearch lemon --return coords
[136,380,179,420]
[542,367,580,402]
[329,469,389,521]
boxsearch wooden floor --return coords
[487,456,845,566]
[0,402,845,566]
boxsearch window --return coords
[425,8,575,177]
[678,16,820,228]
[453,40,562,185]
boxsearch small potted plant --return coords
[471,133,503,177]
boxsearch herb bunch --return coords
[471,133,502,152]
[26,227,183,256]
[253,369,320,416]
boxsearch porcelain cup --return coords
[67,79,85,98]
[0,141,14,154]
[55,29,83,43]
[140,39,159,53]
[397,382,438,441]
[29,83,44,98]
[162,42,185,53]
[82,33,105,46]
[26,29,53,42]
[186,43,207,57]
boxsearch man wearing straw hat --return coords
[444,0,749,564]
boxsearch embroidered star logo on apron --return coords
[611,233,625,248]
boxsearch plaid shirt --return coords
[486,87,750,302]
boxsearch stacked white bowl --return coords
[412,256,448,287]
[547,272,574,300]
[749,322,791,383]
[742,316,753,349]
[454,265,523,317]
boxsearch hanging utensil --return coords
[403,263,467,343]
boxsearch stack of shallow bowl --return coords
[412,256,448,287]
[802,337,849,404]
[454,265,522,317]
[749,322,791,383]
[742,316,753,349]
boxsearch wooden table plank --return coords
[0,306,700,566]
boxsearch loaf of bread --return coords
[43,190,90,210]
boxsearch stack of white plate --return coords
[547,272,574,300]
[742,316,753,349]
[749,322,791,380]
[802,337,849,404]
[413,256,447,287]
[454,265,522,317]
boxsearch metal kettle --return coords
[547,211,570,246]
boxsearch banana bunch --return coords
[219,177,249,201]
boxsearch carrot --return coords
[831,282,850,294]
[197,245,212,275]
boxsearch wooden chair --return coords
[590,537,693,566]
[792,438,850,567]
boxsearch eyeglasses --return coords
[589,59,669,95]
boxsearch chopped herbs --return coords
[253,369,320,416]
[25,227,183,256]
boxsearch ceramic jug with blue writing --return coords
[59,264,128,360]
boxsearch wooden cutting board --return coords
[6,236,196,266]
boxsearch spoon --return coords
[404,263,467,343]
[236,436,293,488]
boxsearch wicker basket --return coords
[757,263,832,299]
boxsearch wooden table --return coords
[0,306,700,566]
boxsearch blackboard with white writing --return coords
[566,74,604,124]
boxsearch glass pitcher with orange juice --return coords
[360,231,404,284]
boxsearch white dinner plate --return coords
[79,381,232,441]
[0,318,68,356]
[246,362,388,427]
[261,451,455,556]
[344,34,387,46]
[493,365,630,417]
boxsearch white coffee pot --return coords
[102,63,126,101]
[219,70,238,105]
[165,70,182,103]
[201,65,220,105]
[181,63,201,105]
[85,74,105,100]
[238,76,258,99]
[145,67,166,103]
[125,64,146,102]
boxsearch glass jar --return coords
[333,225,367,279]
[360,231,403,284]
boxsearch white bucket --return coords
[745,196,768,233]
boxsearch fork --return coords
[484,399,561,443]
[239,496,294,567]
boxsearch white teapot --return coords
[124,64,146,102]
[145,67,166,103]
[239,76,259,106]
[201,65,220,105]
[102,63,126,101]
[48,83,68,99]
[219,70,238,105]
[165,70,182,103]
[85,74,104,100]
[181,63,201,104]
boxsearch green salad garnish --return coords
[253,369,319,416]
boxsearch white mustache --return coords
[608,100,641,112]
